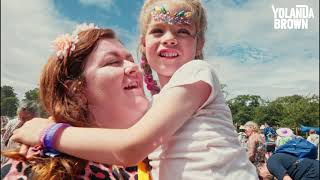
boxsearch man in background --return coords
[1,100,39,164]
[307,129,319,147]
[307,129,319,160]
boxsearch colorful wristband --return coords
[43,123,71,149]
[39,123,56,147]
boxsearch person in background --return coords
[1,116,9,130]
[244,121,266,165]
[1,101,39,164]
[256,153,320,180]
[307,129,319,160]
[238,125,248,149]
[2,101,39,149]
[275,128,295,148]
[263,126,277,160]
[1,128,6,140]
[1,116,9,161]
[259,125,266,141]
[307,129,319,147]
[1,128,7,164]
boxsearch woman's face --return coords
[84,38,149,128]
[245,126,254,137]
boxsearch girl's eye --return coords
[177,29,191,36]
[150,28,163,35]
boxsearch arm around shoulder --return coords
[125,81,211,164]
[54,81,211,166]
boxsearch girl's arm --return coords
[13,81,211,166]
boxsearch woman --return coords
[257,153,319,180]
[244,121,266,165]
[1,24,149,179]
[276,127,294,147]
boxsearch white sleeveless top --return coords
[149,60,258,180]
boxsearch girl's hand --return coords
[11,117,55,146]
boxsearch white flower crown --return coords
[52,23,99,60]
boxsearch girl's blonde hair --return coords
[138,0,207,94]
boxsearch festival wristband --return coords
[39,123,56,147]
[43,123,71,149]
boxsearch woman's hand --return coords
[11,117,55,146]
[283,174,292,180]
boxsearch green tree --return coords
[23,88,40,102]
[271,95,319,128]
[23,88,48,117]
[1,86,19,117]
[254,101,284,127]
[1,86,16,99]
[306,95,320,127]
[227,95,264,125]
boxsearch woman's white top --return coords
[149,60,258,180]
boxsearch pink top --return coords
[1,146,137,180]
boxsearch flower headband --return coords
[151,5,193,25]
[52,23,99,60]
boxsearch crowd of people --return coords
[1,0,319,179]
[237,121,319,180]
[1,100,39,164]
[2,112,318,180]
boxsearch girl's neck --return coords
[157,74,171,87]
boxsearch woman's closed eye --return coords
[104,60,123,66]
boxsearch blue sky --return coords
[1,0,319,100]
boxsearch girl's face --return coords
[84,38,149,129]
[142,4,203,84]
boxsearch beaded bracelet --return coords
[41,123,71,149]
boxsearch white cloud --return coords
[203,0,319,100]
[207,55,319,100]
[205,0,318,56]
[1,0,75,99]
[1,0,318,102]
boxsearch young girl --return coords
[12,0,258,179]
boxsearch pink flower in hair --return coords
[52,22,99,60]
[53,33,74,59]
[72,23,98,37]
